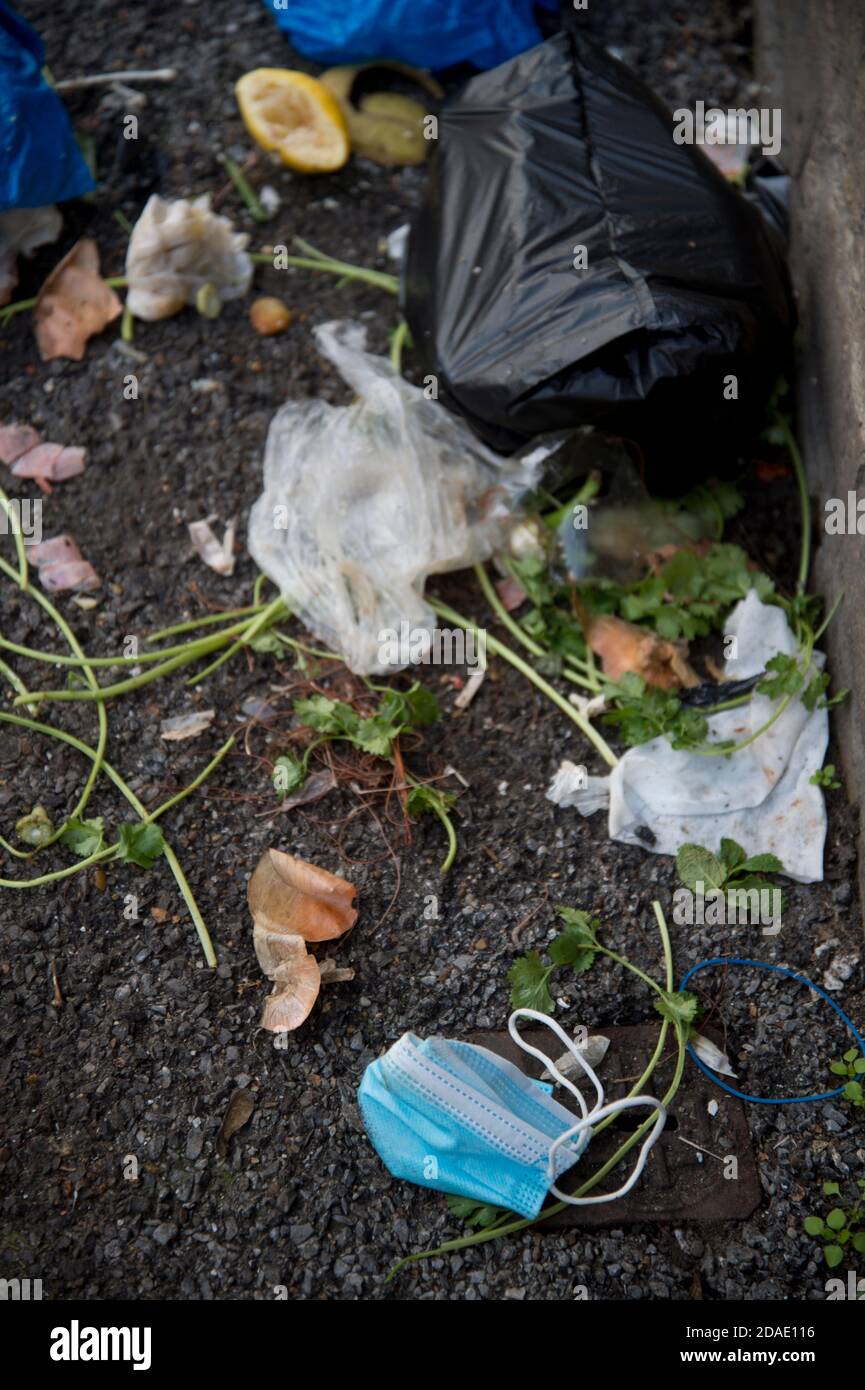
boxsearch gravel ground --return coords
[1,0,863,1302]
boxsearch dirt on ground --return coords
[1,0,863,1302]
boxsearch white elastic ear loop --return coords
[546,1095,667,1205]
[507,1008,605,1120]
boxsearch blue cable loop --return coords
[678,957,865,1104]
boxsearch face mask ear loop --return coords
[507,1008,605,1119]
[546,1095,667,1205]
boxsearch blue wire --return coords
[678,957,865,1104]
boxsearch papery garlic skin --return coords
[125,195,253,321]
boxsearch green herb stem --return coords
[221,156,269,222]
[0,617,252,670]
[187,596,287,685]
[0,486,29,589]
[430,597,619,768]
[693,631,815,759]
[250,240,398,295]
[0,712,220,965]
[390,320,409,373]
[145,604,264,642]
[0,554,108,846]
[405,772,457,875]
[473,562,600,691]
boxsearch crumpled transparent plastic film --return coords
[248,321,539,673]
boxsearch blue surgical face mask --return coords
[358,1009,666,1220]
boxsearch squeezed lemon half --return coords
[235,68,350,174]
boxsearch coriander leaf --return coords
[508,552,555,608]
[549,927,599,974]
[508,951,554,1015]
[654,989,700,1031]
[272,754,306,800]
[401,682,439,728]
[603,678,708,751]
[293,695,359,736]
[445,1195,505,1229]
[549,942,597,975]
[669,707,711,751]
[661,550,702,598]
[61,815,106,858]
[802,674,848,712]
[676,843,726,894]
[248,631,285,653]
[293,695,339,731]
[353,716,397,758]
[117,822,166,869]
[710,481,745,521]
[555,907,601,941]
[822,687,849,709]
[801,672,829,711]
[407,785,456,819]
[757,653,802,701]
[551,908,601,972]
[810,764,840,789]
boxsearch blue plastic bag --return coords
[262,0,551,72]
[0,1,95,211]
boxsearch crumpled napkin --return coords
[548,591,829,882]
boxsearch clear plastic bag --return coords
[247,321,537,674]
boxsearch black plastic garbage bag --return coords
[402,32,794,483]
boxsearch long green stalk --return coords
[0,657,37,713]
[429,597,618,768]
[404,772,457,875]
[390,320,409,373]
[221,156,269,222]
[12,614,279,705]
[473,562,600,692]
[0,486,29,589]
[0,713,227,965]
[0,553,108,846]
[187,596,287,685]
[145,604,263,643]
[0,616,252,669]
[250,238,398,295]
